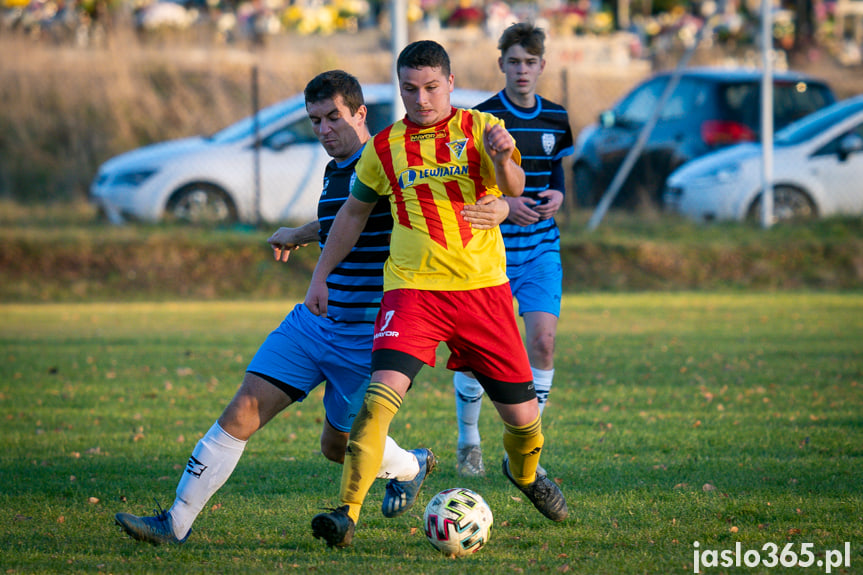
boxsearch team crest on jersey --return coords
[542,133,556,155]
[349,172,357,191]
[446,138,468,160]
[322,176,329,195]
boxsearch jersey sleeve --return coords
[475,111,521,193]
[350,178,380,204]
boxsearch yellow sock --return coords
[503,415,544,486]
[340,382,402,523]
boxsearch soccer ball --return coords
[423,487,493,557]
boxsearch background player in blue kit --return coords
[453,22,575,477]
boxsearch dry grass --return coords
[0,27,646,203]
[1,25,859,204]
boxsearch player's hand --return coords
[462,194,510,229]
[268,227,307,263]
[505,196,541,226]
[483,123,515,164]
[304,279,328,317]
[533,189,564,220]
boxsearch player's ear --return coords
[356,104,368,123]
[497,57,504,73]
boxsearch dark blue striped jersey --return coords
[475,91,574,269]
[318,146,392,324]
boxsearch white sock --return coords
[532,367,554,415]
[453,371,484,449]
[169,422,246,539]
[377,435,420,481]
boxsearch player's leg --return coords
[312,289,446,546]
[447,283,566,521]
[114,372,298,544]
[452,370,486,476]
[513,251,562,415]
[311,367,414,547]
[115,305,320,545]
[316,321,421,481]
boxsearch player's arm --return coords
[267,220,321,263]
[461,194,510,230]
[483,123,524,198]
[304,194,376,317]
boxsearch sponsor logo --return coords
[410,130,447,142]
[542,133,555,155]
[397,165,470,189]
[375,310,399,339]
[374,330,400,339]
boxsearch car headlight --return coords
[701,163,741,183]
[112,169,158,187]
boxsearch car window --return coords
[616,78,668,124]
[209,99,305,144]
[661,77,705,120]
[720,81,835,132]
[262,117,317,148]
[720,83,759,129]
[774,82,834,129]
[812,120,863,157]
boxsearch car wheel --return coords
[573,163,597,208]
[747,186,817,223]
[165,183,238,225]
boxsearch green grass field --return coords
[1,294,862,574]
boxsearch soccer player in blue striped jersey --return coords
[113,70,508,545]
[453,22,575,477]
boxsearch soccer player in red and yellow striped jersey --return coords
[306,41,568,548]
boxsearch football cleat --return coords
[502,458,568,522]
[312,505,355,548]
[456,444,485,477]
[114,502,190,545]
[381,448,436,518]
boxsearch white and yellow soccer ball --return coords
[423,487,493,557]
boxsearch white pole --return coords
[760,0,774,228]
[391,0,407,124]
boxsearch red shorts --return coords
[372,284,532,383]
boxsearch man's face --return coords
[398,65,454,127]
[499,44,545,101]
[306,95,367,162]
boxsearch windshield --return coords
[775,98,863,146]
[208,96,306,144]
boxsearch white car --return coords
[664,94,863,223]
[90,85,492,225]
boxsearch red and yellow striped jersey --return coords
[352,107,519,292]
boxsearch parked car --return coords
[90,85,492,225]
[663,95,863,223]
[571,67,836,210]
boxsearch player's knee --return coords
[529,332,555,364]
[320,433,348,463]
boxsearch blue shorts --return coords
[508,250,562,318]
[245,303,374,433]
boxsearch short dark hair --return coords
[304,70,365,114]
[498,22,546,58]
[397,40,451,79]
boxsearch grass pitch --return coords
[1,293,861,574]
